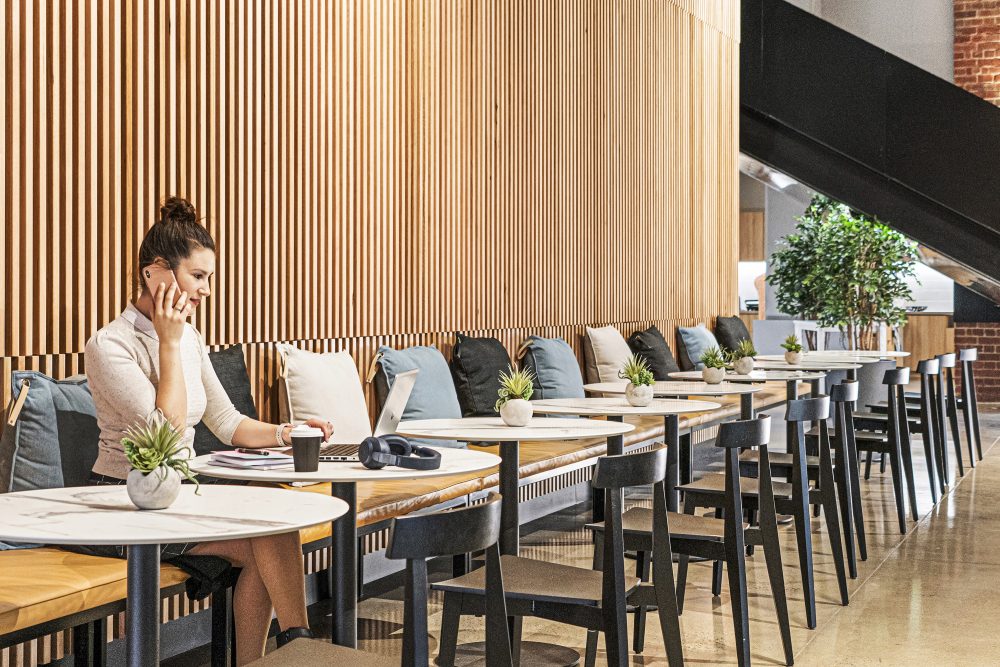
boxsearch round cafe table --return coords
[0,485,346,667]
[189,447,500,649]
[531,397,719,513]
[584,380,761,419]
[397,417,632,667]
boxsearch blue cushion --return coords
[377,345,464,448]
[677,325,720,370]
[0,371,98,549]
[521,336,585,400]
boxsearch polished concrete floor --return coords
[347,404,1000,666]
[176,404,1000,665]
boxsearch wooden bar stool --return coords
[680,397,848,630]
[250,496,512,666]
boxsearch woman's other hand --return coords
[304,418,334,441]
[152,282,194,345]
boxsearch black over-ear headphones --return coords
[359,434,442,471]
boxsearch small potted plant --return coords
[730,339,757,375]
[122,411,199,510]
[700,347,727,384]
[781,335,804,365]
[618,354,655,407]
[495,365,535,427]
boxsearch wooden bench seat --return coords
[0,548,189,640]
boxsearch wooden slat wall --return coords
[1,0,740,422]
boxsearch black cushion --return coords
[714,316,753,352]
[450,334,512,417]
[627,326,680,380]
[194,345,259,455]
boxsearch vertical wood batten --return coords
[2,0,739,419]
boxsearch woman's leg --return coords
[247,531,309,630]
[189,539,274,665]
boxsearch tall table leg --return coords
[499,441,520,556]
[127,544,161,667]
[330,481,357,647]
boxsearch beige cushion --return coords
[278,346,371,443]
[584,325,633,383]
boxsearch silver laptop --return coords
[319,369,418,461]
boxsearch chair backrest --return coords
[786,395,830,423]
[715,414,772,448]
[829,380,859,403]
[883,367,910,385]
[592,446,667,489]
[917,358,940,375]
[937,353,956,369]
[386,496,511,667]
[960,348,978,362]
[387,495,501,560]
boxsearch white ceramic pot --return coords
[784,351,802,365]
[500,399,533,427]
[625,383,654,407]
[702,367,726,384]
[733,357,754,375]
[127,466,181,510]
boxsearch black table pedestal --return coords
[330,481,357,647]
[127,544,161,667]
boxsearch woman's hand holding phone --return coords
[152,281,193,345]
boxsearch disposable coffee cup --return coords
[290,425,323,473]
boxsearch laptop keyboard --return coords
[319,443,360,457]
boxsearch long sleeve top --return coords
[85,303,247,479]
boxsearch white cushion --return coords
[278,346,372,444]
[584,325,633,383]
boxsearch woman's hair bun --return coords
[159,196,197,225]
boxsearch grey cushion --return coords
[0,372,99,549]
[376,345,464,448]
[628,326,680,379]
[194,345,259,455]
[676,324,720,371]
[521,336,585,400]
[450,334,512,417]
[714,316,753,353]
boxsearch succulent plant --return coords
[732,338,757,359]
[618,354,655,387]
[780,335,804,353]
[122,411,199,491]
[699,346,728,370]
[495,365,536,413]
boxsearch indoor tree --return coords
[767,195,918,351]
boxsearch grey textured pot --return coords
[127,466,181,510]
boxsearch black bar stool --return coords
[959,348,984,462]
[250,496,512,666]
[937,353,967,478]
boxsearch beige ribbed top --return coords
[85,304,247,479]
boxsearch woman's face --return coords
[172,247,216,312]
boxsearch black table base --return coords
[127,543,161,667]
[330,481,358,647]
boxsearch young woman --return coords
[83,196,333,664]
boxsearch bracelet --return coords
[276,423,291,447]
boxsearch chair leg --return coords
[675,554,690,613]
[864,450,873,480]
[436,593,462,667]
[210,582,234,667]
[879,453,887,474]
[792,503,817,628]
[899,437,920,522]
[759,517,794,666]
[584,630,599,667]
[712,508,724,596]
[603,597,629,667]
[633,551,650,653]
[887,447,908,534]
[845,437,868,561]
[819,472,849,605]
[726,538,752,667]
[948,389,965,477]
[970,378,984,460]
[73,617,108,667]
[833,449,857,579]
[962,393,979,467]
[920,413,941,504]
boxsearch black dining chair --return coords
[589,416,792,667]
[250,496,512,667]
[680,396,849,630]
[935,353,967,479]
[434,447,681,667]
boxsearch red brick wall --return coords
[954,324,1000,401]
[955,0,1000,105]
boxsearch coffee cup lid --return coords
[290,425,324,438]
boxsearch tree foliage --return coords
[767,195,918,350]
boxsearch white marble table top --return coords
[756,354,879,365]
[669,370,827,382]
[396,417,634,443]
[753,360,862,371]
[778,350,910,358]
[0,485,347,546]
[189,447,501,483]
[531,397,721,417]
[584,381,761,397]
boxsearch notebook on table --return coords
[318,369,418,462]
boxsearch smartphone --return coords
[142,264,180,306]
